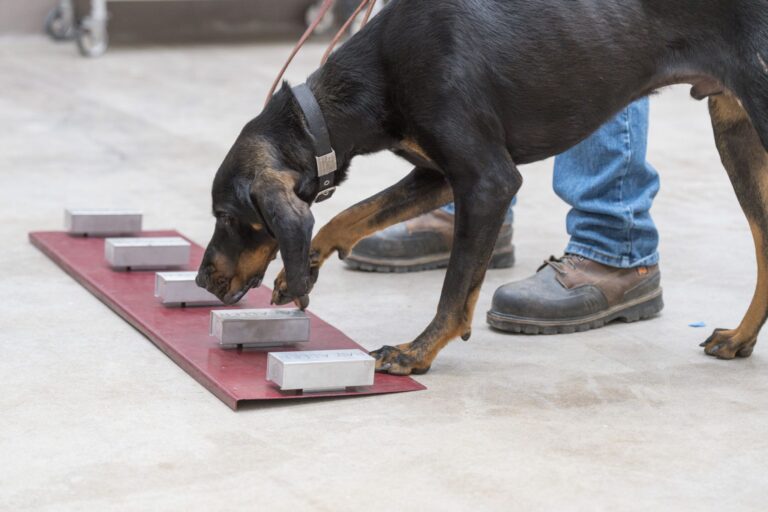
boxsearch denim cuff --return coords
[565,240,659,269]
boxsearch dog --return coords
[196,0,768,375]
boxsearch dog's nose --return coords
[195,272,208,288]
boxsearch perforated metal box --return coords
[266,349,375,392]
[104,237,190,270]
[210,309,310,348]
[155,271,222,307]
[65,208,142,236]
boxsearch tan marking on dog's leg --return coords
[459,284,482,340]
[372,175,516,375]
[400,138,435,164]
[426,283,483,351]
[272,168,452,304]
[704,93,768,358]
[311,170,450,262]
[739,222,768,331]
[373,257,490,374]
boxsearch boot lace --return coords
[538,254,584,275]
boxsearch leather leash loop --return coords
[265,0,377,106]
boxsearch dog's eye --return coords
[217,214,235,228]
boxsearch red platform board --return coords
[30,231,425,409]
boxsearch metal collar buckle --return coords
[315,186,337,202]
[314,149,337,202]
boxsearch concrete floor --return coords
[2,36,767,511]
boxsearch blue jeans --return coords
[443,98,659,268]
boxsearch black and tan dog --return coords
[196,0,768,375]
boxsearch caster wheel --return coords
[45,4,76,41]
[76,17,108,57]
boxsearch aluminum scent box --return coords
[209,309,310,348]
[266,349,375,392]
[65,208,142,236]
[155,271,222,306]
[104,237,190,270]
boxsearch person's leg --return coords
[554,97,660,268]
[488,98,664,334]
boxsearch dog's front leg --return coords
[372,155,522,374]
[272,167,452,305]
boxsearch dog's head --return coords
[196,112,315,305]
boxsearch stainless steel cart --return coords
[46,0,113,57]
[45,0,388,58]
[48,0,252,57]
[45,0,294,58]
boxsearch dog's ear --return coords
[249,170,314,299]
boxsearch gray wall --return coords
[0,0,57,33]
[0,0,313,38]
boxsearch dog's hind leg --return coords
[271,166,452,305]
[702,91,768,358]
[371,147,521,374]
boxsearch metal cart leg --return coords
[45,0,76,41]
[77,0,109,57]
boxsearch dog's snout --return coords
[195,267,213,288]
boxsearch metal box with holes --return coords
[105,237,190,270]
[210,309,310,348]
[266,349,375,392]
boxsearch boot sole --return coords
[344,246,515,273]
[486,288,664,335]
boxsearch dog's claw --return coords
[700,328,724,347]
[271,284,309,310]
[701,328,757,360]
[370,345,430,376]
[270,288,291,306]
[294,295,310,310]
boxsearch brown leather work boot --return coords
[487,254,663,334]
[345,208,515,272]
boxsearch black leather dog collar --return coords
[292,83,337,202]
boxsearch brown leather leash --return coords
[264,0,378,107]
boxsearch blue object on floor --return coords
[688,322,706,328]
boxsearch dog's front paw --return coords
[700,328,757,359]
[370,344,431,376]
[271,270,310,309]
[271,251,322,308]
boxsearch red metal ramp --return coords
[29,231,425,409]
